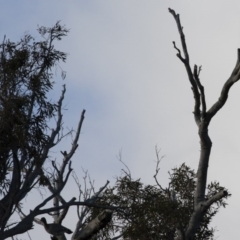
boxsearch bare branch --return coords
[50,84,66,145]
[74,179,110,234]
[193,65,207,117]
[35,162,72,211]
[51,161,61,177]
[169,8,201,126]
[66,109,86,160]
[172,41,185,63]
[153,146,167,193]
[207,49,240,121]
[168,8,189,62]
[204,190,228,209]
[117,151,131,179]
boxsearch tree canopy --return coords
[88,159,229,240]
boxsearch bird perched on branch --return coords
[41,217,73,236]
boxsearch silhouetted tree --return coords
[0,22,115,240]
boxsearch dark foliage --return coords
[88,164,230,240]
[0,22,68,233]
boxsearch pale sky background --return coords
[1,1,240,239]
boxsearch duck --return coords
[41,217,73,236]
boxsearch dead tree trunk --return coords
[169,8,239,239]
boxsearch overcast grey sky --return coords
[2,1,240,239]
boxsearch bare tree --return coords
[168,8,240,239]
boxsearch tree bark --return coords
[72,210,112,240]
